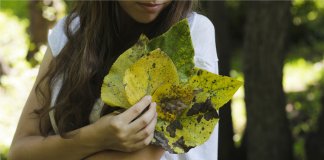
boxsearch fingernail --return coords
[147,95,152,101]
[152,102,156,107]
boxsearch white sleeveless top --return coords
[48,12,219,160]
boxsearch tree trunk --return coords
[243,1,293,160]
[202,2,236,160]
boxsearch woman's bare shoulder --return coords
[11,48,53,140]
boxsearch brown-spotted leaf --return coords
[188,67,243,110]
[151,67,242,153]
[151,85,220,153]
[152,83,194,122]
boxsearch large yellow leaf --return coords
[101,35,149,108]
[124,49,179,105]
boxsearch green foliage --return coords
[222,2,324,159]
[0,12,30,69]
[289,0,324,62]
[284,58,324,160]
[286,83,322,160]
[0,9,37,154]
[0,144,9,160]
[0,1,29,19]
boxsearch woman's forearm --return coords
[85,146,165,160]
[9,124,101,160]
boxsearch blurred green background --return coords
[0,0,324,160]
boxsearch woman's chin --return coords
[133,14,159,24]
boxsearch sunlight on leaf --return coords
[124,48,179,105]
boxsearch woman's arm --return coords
[9,48,98,160]
[85,146,164,160]
[9,47,159,160]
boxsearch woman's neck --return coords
[118,6,157,42]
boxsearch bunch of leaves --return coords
[101,19,242,153]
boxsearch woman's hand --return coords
[91,96,158,152]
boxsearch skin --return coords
[9,1,172,160]
[119,0,172,23]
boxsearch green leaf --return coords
[148,19,195,83]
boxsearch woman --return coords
[9,1,219,160]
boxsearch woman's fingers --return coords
[129,102,157,132]
[118,95,152,123]
[130,130,155,151]
[143,130,155,145]
[98,96,158,152]
[134,112,157,140]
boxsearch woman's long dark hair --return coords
[35,1,196,136]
